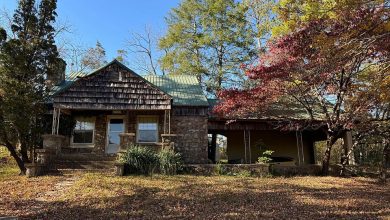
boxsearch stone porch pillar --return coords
[161,134,179,150]
[42,134,66,155]
[119,133,136,151]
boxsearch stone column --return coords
[119,133,136,151]
[161,134,179,150]
[42,134,66,155]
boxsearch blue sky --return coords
[1,0,180,72]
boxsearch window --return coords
[72,117,95,145]
[137,116,158,143]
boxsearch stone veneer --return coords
[170,115,209,164]
[94,114,107,154]
[61,110,209,164]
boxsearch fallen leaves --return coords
[1,172,389,219]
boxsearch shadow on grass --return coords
[9,175,388,220]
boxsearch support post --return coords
[208,133,217,163]
[164,110,167,134]
[168,110,171,134]
[296,130,303,165]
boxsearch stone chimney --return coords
[46,58,66,89]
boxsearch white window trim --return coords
[136,115,159,144]
[71,116,96,148]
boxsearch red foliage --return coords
[215,3,390,121]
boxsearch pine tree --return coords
[0,0,63,174]
[159,0,256,95]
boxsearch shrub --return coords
[158,148,183,175]
[257,150,274,164]
[119,145,183,176]
[214,162,228,175]
[120,145,159,176]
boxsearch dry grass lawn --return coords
[1,150,389,219]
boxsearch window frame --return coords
[136,115,159,144]
[71,116,96,148]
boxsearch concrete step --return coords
[54,160,116,170]
[57,153,117,162]
[57,168,115,174]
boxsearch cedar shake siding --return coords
[53,61,172,110]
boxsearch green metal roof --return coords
[50,60,209,107]
[144,75,209,106]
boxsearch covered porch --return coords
[207,119,327,165]
[48,108,177,155]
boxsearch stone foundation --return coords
[270,164,322,176]
[183,164,270,176]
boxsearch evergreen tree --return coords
[0,0,62,174]
[159,0,256,95]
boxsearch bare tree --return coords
[126,27,164,75]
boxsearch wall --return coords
[61,109,210,165]
[170,115,209,164]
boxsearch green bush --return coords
[119,145,183,176]
[158,148,183,175]
[120,145,159,176]
[257,150,274,164]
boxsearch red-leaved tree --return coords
[215,2,390,175]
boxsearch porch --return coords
[49,108,176,155]
[207,119,328,165]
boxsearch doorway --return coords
[106,116,126,154]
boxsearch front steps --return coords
[53,153,117,173]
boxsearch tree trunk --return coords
[379,140,389,184]
[321,136,336,176]
[4,142,26,175]
[20,144,30,163]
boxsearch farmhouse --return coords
[45,59,331,166]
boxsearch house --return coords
[45,59,337,167]
[49,59,209,164]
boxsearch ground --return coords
[1,149,389,219]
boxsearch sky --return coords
[0,0,181,73]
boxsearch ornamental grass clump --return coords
[120,145,159,176]
[158,148,183,175]
[119,145,183,176]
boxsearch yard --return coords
[1,151,389,219]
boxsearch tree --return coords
[159,0,257,94]
[127,27,163,75]
[215,1,390,175]
[0,0,62,174]
[81,40,107,72]
[116,49,128,65]
[244,0,277,52]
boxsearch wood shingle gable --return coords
[53,60,172,110]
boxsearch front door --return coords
[106,117,125,154]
